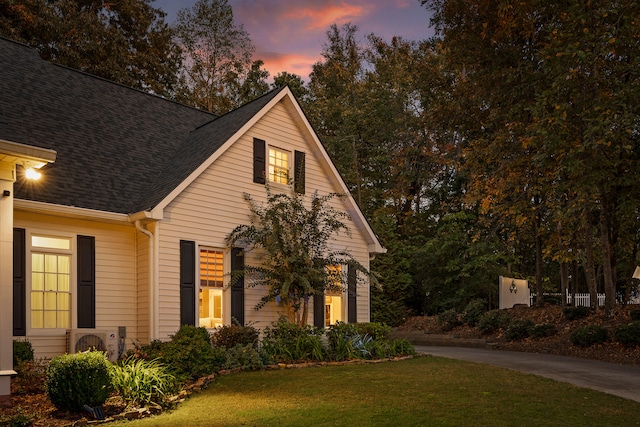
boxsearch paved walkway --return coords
[415,346,640,402]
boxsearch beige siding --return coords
[157,100,372,338]
[14,211,138,359]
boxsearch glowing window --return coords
[31,253,71,329]
[268,147,290,184]
[32,235,71,250]
[325,265,344,326]
[199,249,224,328]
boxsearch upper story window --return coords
[268,147,290,184]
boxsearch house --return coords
[0,35,384,379]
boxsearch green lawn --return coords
[115,356,640,426]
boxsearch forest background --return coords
[2,0,639,325]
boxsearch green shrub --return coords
[352,322,391,341]
[531,323,557,339]
[222,344,266,371]
[477,310,511,334]
[45,351,113,412]
[211,323,259,349]
[389,339,416,357]
[630,309,640,321]
[161,325,218,380]
[13,340,34,366]
[261,318,325,363]
[505,319,534,341]
[462,299,486,327]
[569,325,608,347]
[437,309,461,331]
[614,321,640,347]
[563,306,592,321]
[112,357,178,407]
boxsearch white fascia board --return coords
[14,199,130,224]
[0,139,57,167]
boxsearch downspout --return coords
[135,220,156,341]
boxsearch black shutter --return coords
[313,292,324,328]
[77,235,96,328]
[294,150,305,194]
[180,240,196,326]
[230,248,245,325]
[13,228,26,336]
[253,138,266,184]
[347,264,357,323]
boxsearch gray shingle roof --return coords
[0,37,282,214]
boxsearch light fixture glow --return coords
[25,167,42,180]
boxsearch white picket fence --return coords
[530,291,606,307]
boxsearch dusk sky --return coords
[153,0,434,80]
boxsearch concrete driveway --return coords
[415,346,640,402]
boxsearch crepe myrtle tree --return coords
[226,185,370,326]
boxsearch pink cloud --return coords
[259,51,323,81]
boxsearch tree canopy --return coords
[0,0,182,97]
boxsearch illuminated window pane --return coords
[31,312,43,329]
[31,292,43,310]
[44,293,56,310]
[200,249,224,287]
[32,253,44,272]
[268,148,290,184]
[31,251,71,329]
[32,273,44,291]
[32,235,70,250]
[58,256,70,274]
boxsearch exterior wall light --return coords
[25,167,42,180]
[509,280,517,294]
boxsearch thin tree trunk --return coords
[584,211,598,310]
[534,210,544,306]
[600,210,616,317]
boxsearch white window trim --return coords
[197,246,230,329]
[26,229,76,336]
[267,145,292,186]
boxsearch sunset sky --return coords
[154,0,434,80]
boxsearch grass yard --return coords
[114,356,640,426]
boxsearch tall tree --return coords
[0,0,182,97]
[174,0,255,114]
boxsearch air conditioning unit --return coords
[67,330,118,362]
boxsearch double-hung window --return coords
[199,248,224,328]
[30,235,72,329]
[325,265,344,326]
[268,147,290,184]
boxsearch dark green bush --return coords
[261,318,325,363]
[222,344,266,371]
[161,325,219,380]
[437,309,461,331]
[477,310,511,334]
[13,340,34,365]
[563,306,592,321]
[614,321,640,347]
[462,299,486,327]
[211,323,259,349]
[569,325,608,347]
[630,309,640,321]
[531,323,557,339]
[352,322,391,341]
[389,339,416,357]
[45,351,113,412]
[504,319,534,341]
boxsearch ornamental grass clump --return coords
[46,351,113,412]
[111,357,178,408]
[261,318,325,363]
